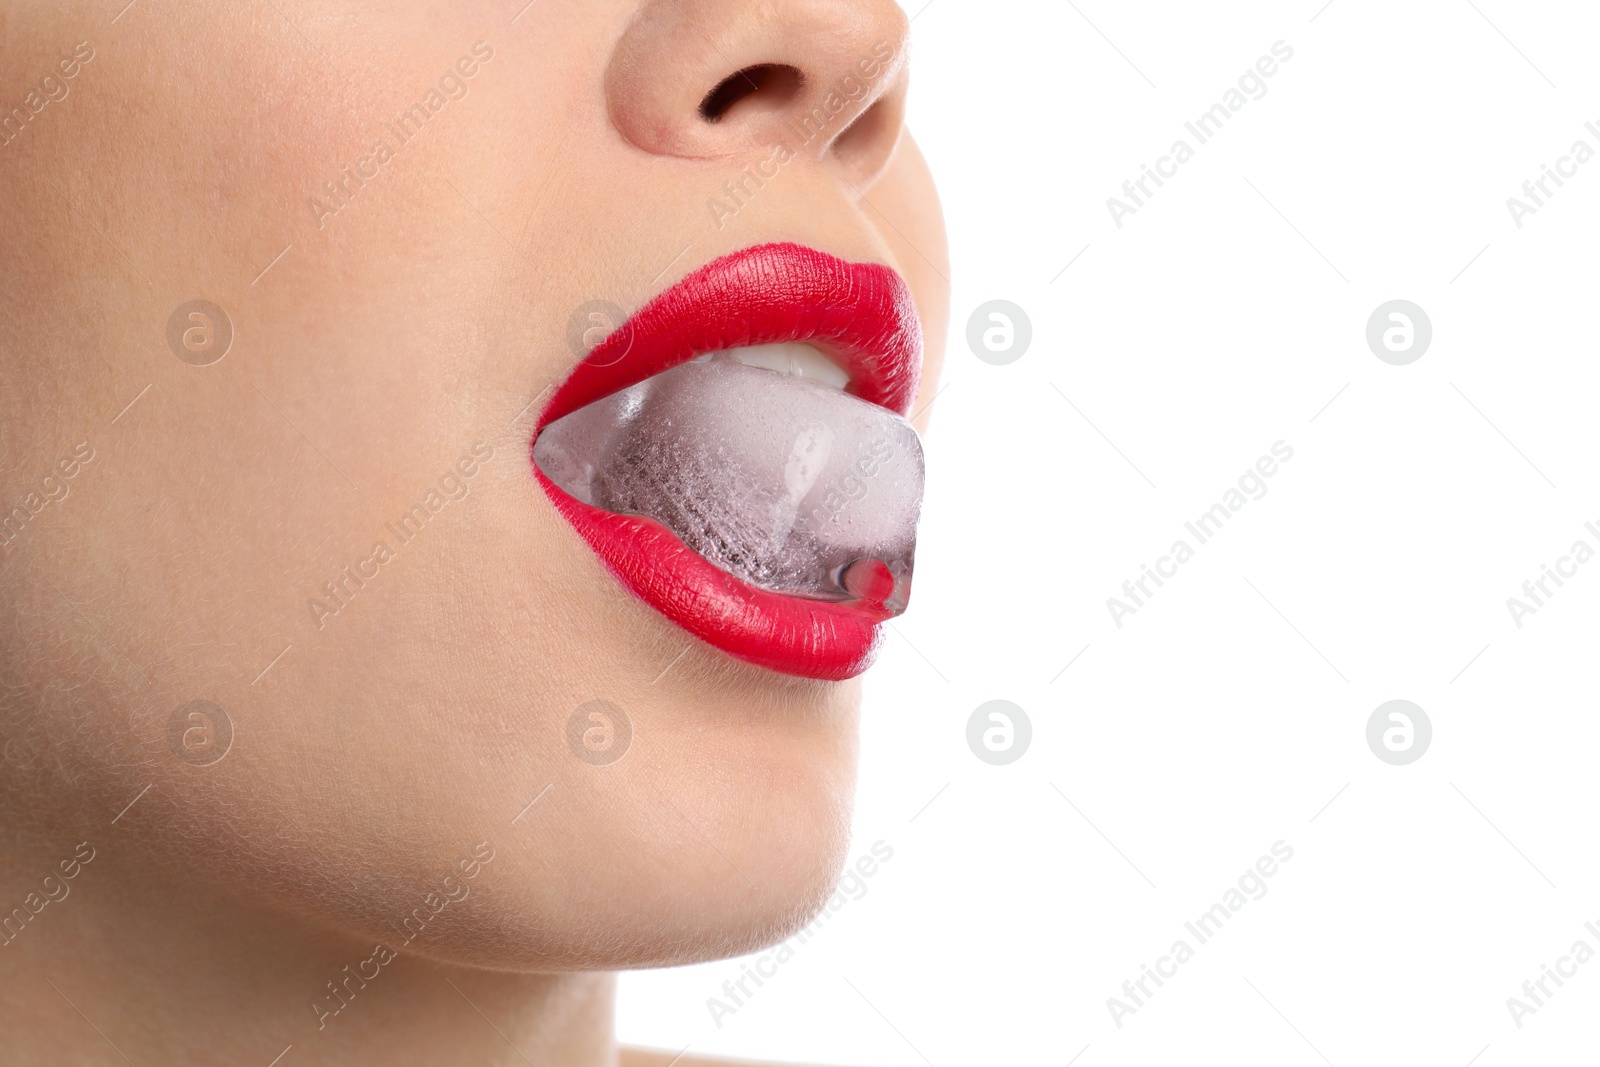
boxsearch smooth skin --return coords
[0,0,947,1063]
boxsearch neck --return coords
[0,830,617,1067]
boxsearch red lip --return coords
[531,242,924,681]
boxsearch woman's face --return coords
[0,0,946,968]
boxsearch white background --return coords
[620,1,1600,1063]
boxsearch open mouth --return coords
[530,243,926,680]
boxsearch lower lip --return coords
[532,244,921,680]
[536,469,893,679]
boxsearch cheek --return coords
[3,0,877,974]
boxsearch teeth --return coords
[697,342,850,390]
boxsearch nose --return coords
[605,0,911,186]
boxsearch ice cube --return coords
[533,354,924,612]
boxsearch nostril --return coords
[698,63,804,123]
[827,74,907,185]
[832,97,888,163]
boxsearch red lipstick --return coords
[531,242,924,680]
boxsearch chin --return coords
[329,681,863,974]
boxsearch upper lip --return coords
[535,241,922,434]
[531,242,925,681]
